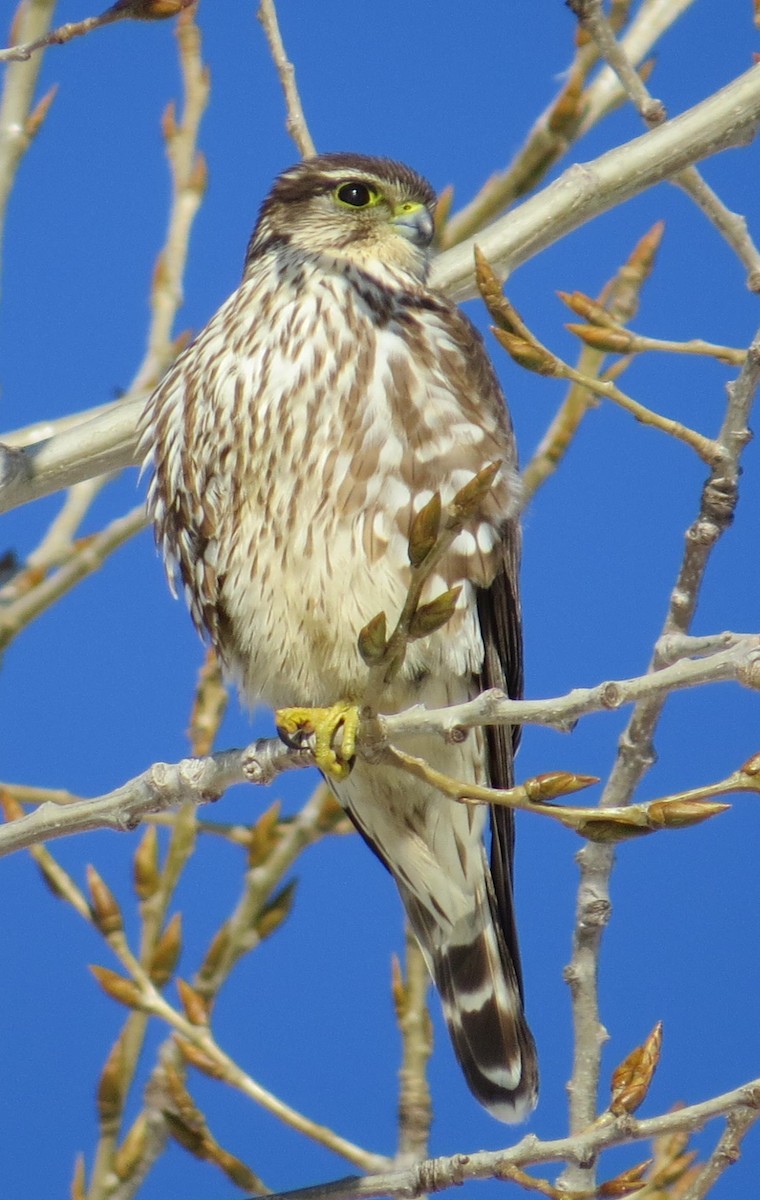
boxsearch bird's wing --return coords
[476,522,525,1002]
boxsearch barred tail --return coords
[404,890,538,1123]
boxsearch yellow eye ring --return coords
[334,181,380,209]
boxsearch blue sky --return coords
[1,3,759,1198]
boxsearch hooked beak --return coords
[391,201,434,248]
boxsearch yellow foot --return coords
[275,701,360,781]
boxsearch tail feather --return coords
[404,889,538,1123]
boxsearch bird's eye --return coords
[335,181,378,209]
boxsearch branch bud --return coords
[176,977,210,1025]
[133,825,161,900]
[97,1036,126,1124]
[247,800,281,868]
[599,1158,651,1196]
[174,1035,225,1080]
[450,461,500,521]
[408,587,461,640]
[149,913,183,986]
[358,611,388,666]
[113,1114,148,1181]
[70,1154,87,1200]
[255,880,296,940]
[647,799,730,829]
[90,965,144,1010]
[610,1021,663,1115]
[492,326,559,375]
[197,923,231,983]
[87,865,124,936]
[566,324,636,354]
[408,492,442,567]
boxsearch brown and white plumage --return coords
[138,153,538,1121]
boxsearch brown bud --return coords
[740,751,760,777]
[149,913,183,986]
[557,289,617,327]
[450,461,500,520]
[24,85,58,139]
[177,977,209,1026]
[408,587,461,640]
[163,1061,200,1122]
[626,220,665,281]
[164,1110,205,1156]
[97,1036,125,1124]
[174,1035,224,1080]
[433,184,454,243]
[133,825,161,900]
[647,799,730,830]
[610,1021,663,1115]
[255,881,297,941]
[247,800,282,868]
[197,923,231,983]
[390,954,406,1021]
[474,248,516,331]
[528,771,599,802]
[87,865,123,936]
[0,790,24,822]
[161,100,178,141]
[70,1153,87,1200]
[492,327,558,376]
[188,151,208,196]
[547,68,584,134]
[599,1158,651,1196]
[566,324,636,354]
[358,611,388,666]
[90,965,143,1010]
[113,1114,148,1181]
[408,492,442,567]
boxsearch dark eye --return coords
[336,181,375,208]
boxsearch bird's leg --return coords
[275,701,360,780]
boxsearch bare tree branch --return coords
[560,325,760,1190]
[571,0,760,289]
[3,61,760,517]
[1,631,757,857]
[246,1077,760,1200]
[257,0,316,157]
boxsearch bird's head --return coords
[246,152,437,281]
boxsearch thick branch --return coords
[3,63,760,515]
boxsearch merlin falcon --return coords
[139,153,538,1121]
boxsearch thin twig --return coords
[393,930,432,1166]
[94,945,387,1172]
[0,505,148,651]
[0,1,195,64]
[257,0,316,157]
[680,1107,760,1200]
[522,222,664,503]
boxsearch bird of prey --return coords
[138,152,538,1121]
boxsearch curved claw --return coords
[275,702,359,780]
